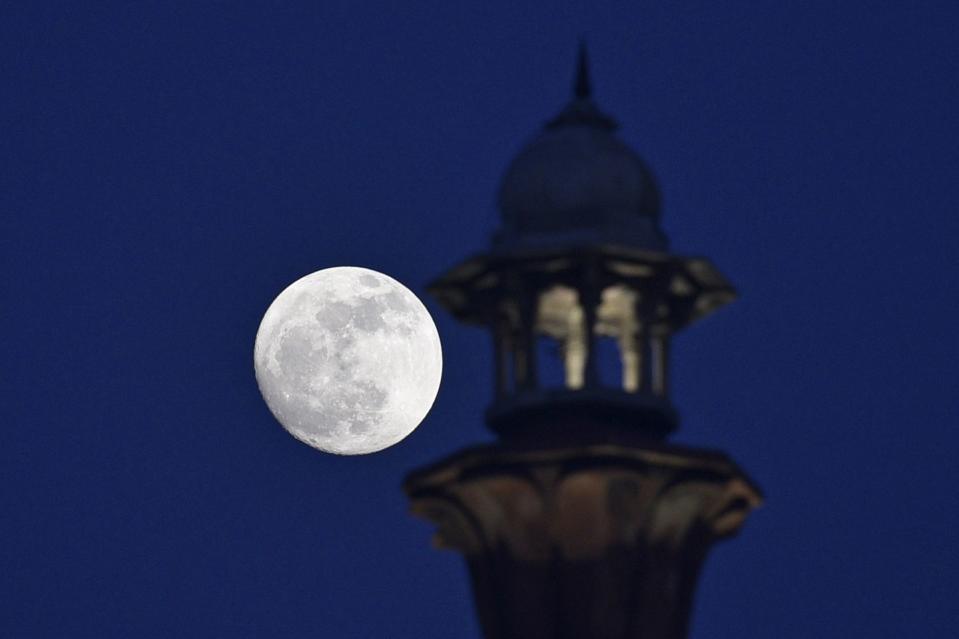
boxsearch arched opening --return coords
[535,335,566,389]
[596,285,639,392]
[535,285,585,390]
[592,335,622,388]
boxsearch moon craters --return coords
[253,266,442,455]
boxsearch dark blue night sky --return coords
[3,2,957,637]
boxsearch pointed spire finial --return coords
[546,38,616,130]
[574,38,591,99]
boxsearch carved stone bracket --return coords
[405,441,761,639]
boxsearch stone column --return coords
[491,312,512,398]
[563,303,586,390]
[651,333,670,397]
[578,287,601,388]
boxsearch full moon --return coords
[254,267,442,455]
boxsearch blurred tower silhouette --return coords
[404,45,761,639]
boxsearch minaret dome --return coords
[495,43,667,252]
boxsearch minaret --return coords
[404,46,761,639]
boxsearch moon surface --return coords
[254,267,442,455]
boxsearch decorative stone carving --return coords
[406,442,761,639]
